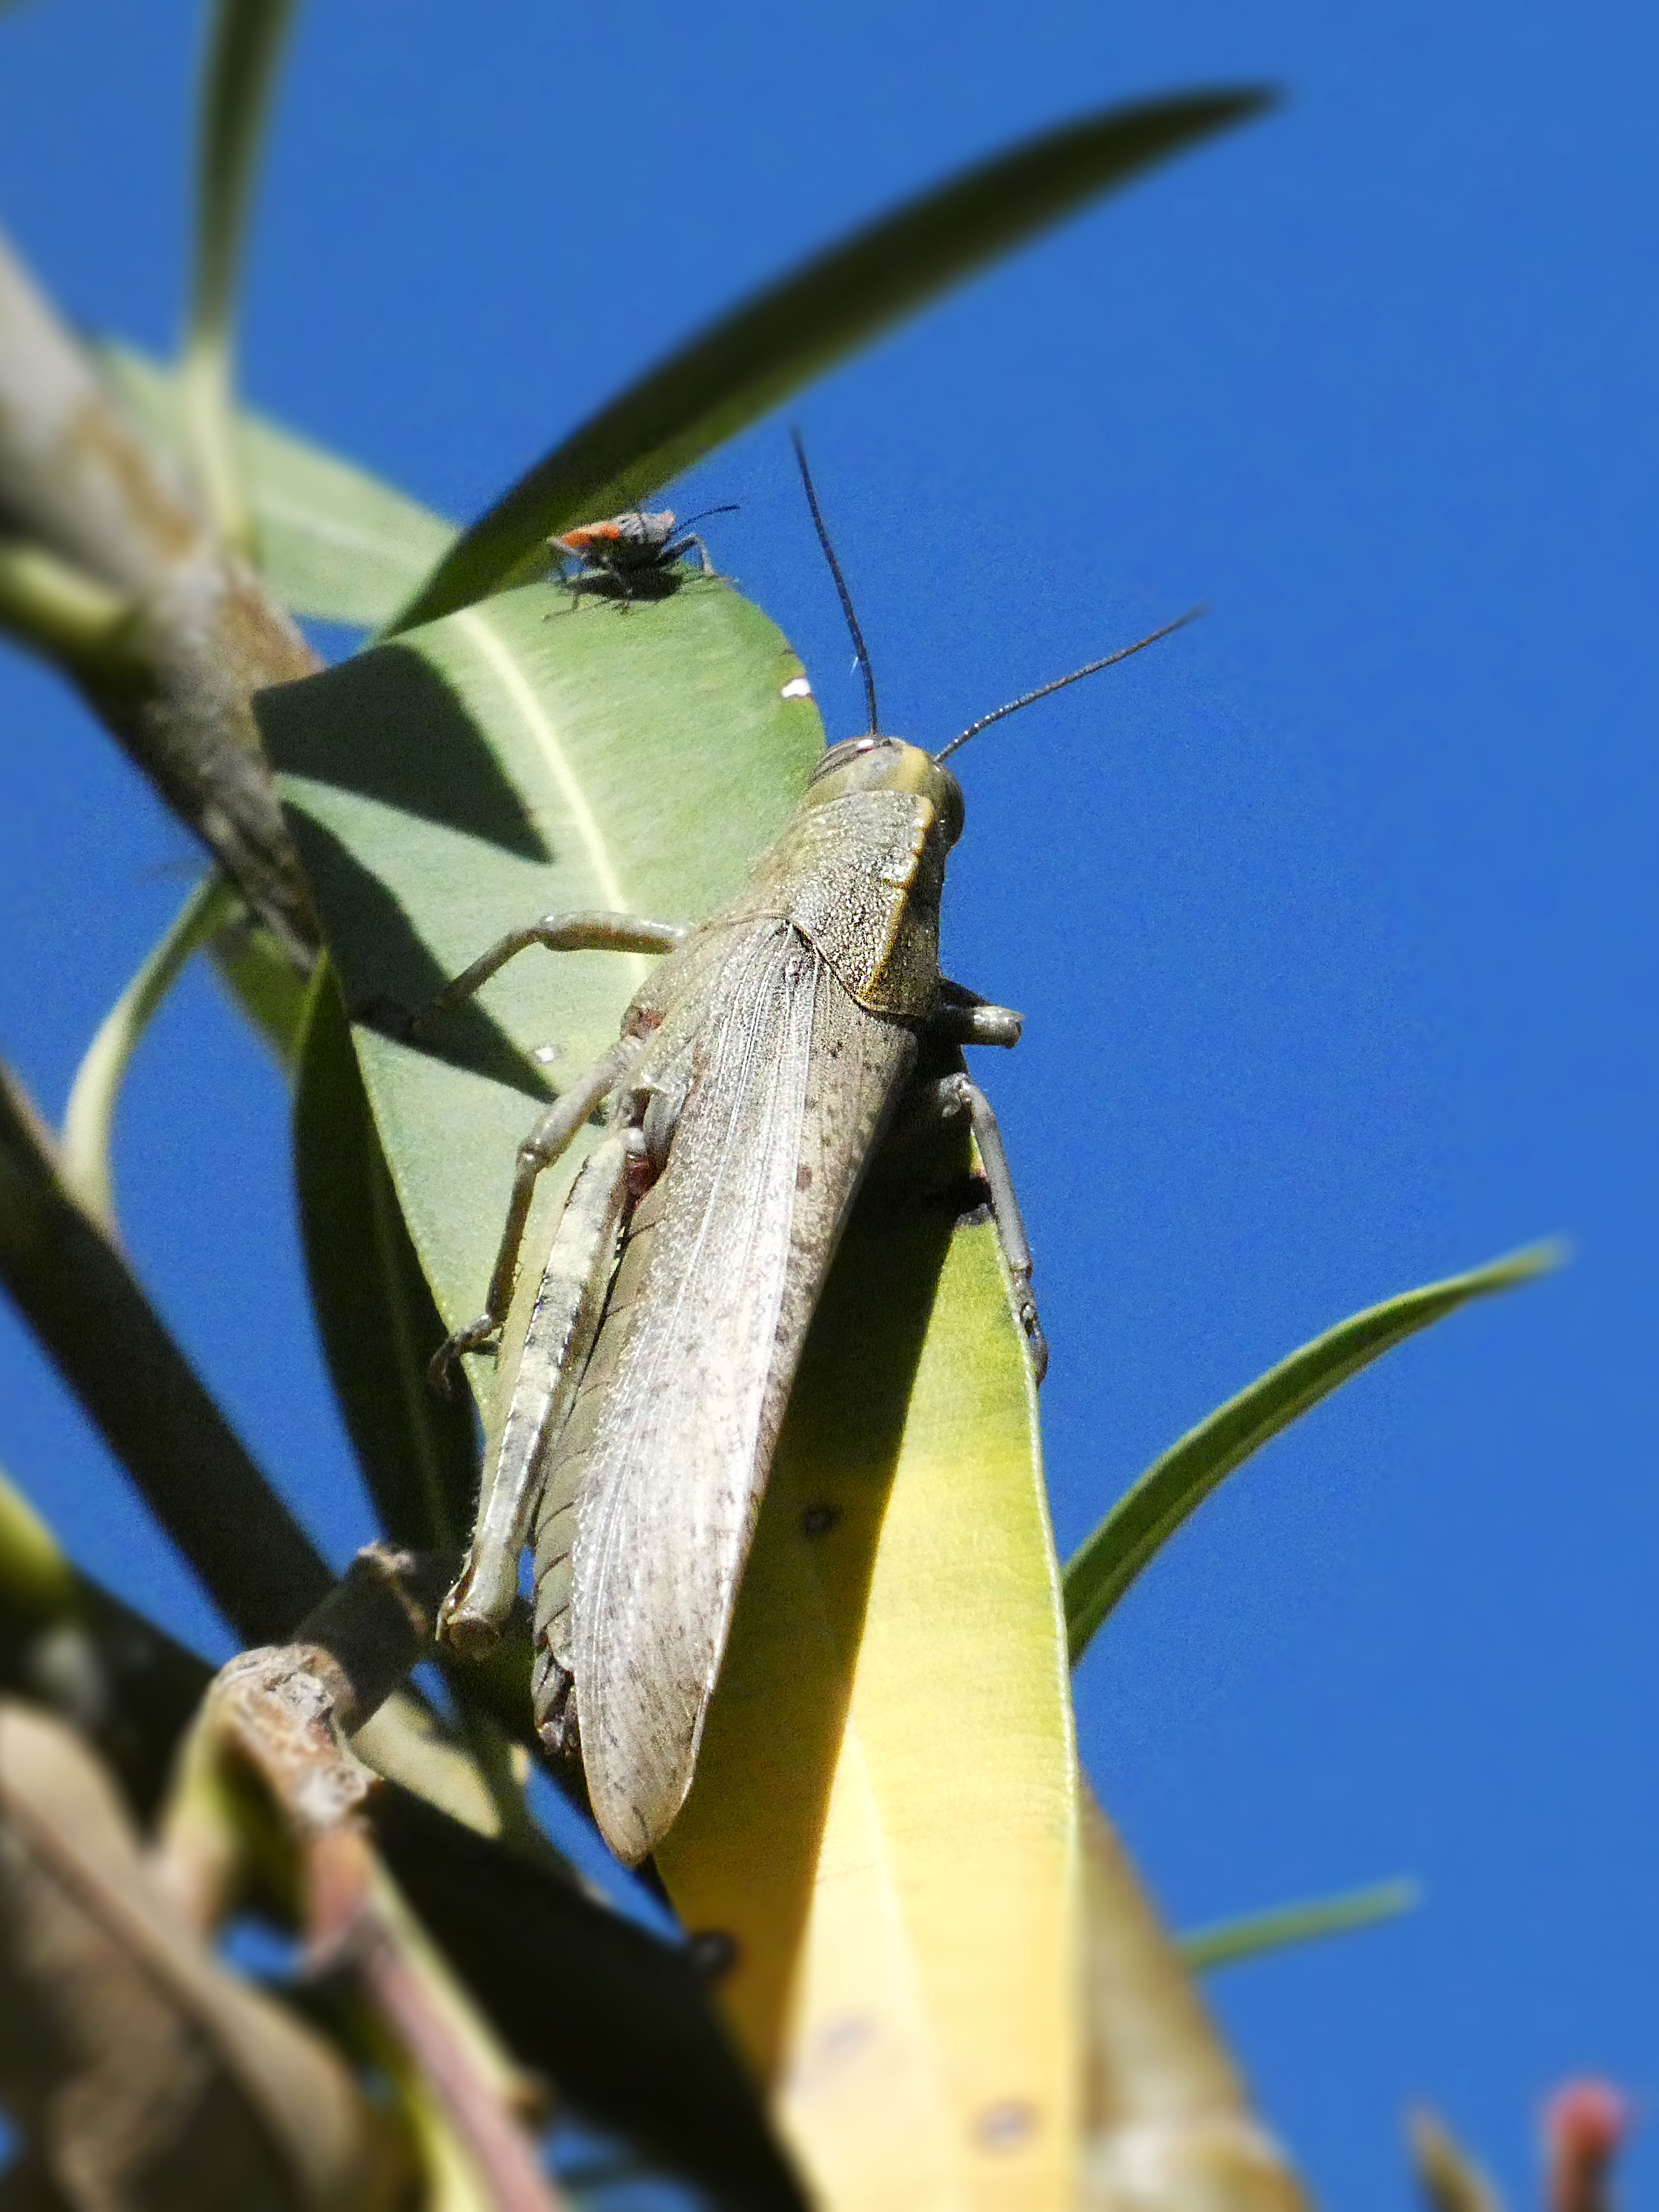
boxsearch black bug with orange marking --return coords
[550,506,737,600]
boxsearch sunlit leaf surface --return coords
[656,1148,1076,2212]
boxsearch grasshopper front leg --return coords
[439,1125,642,1656]
[934,1071,1047,1382]
[914,986,1047,1379]
[408,910,686,1037]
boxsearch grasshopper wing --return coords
[566,919,914,1862]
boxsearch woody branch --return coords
[0,222,317,965]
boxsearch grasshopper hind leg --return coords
[439,1127,637,1658]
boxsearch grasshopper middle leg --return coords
[416,908,684,1387]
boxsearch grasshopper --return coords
[423,452,1194,1863]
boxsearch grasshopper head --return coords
[804,736,965,848]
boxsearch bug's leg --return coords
[408,912,688,1037]
[666,532,718,578]
[933,978,1022,1049]
[923,1070,1047,1382]
[439,1126,639,1658]
[430,1033,644,1391]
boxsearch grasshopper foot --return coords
[428,1317,499,1397]
[1019,1297,1050,1386]
[437,1565,507,1660]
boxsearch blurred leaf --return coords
[292,965,478,1551]
[0,1056,332,1644]
[0,1485,786,2207]
[1065,1244,1561,1664]
[183,0,298,547]
[1409,2109,1504,2212]
[386,92,1274,631]
[1079,1787,1309,2209]
[0,1459,217,1819]
[0,1699,400,2209]
[103,344,457,628]
[376,1788,805,2209]
[1177,1877,1419,1974]
[0,1467,793,2200]
[60,874,237,1235]
[653,1126,1078,2211]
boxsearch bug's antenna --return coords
[678,503,741,530]
[933,606,1206,765]
[791,429,879,735]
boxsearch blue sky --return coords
[0,4,1655,2205]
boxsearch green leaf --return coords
[0,1055,332,1644]
[0,1460,220,1819]
[183,0,298,548]
[206,900,314,1068]
[1064,1243,1562,1664]
[386,91,1274,632]
[292,962,479,1551]
[101,344,457,628]
[654,1128,1075,2206]
[1177,1877,1419,1974]
[256,575,823,1382]
[60,874,237,1234]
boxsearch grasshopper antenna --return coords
[677,502,741,530]
[934,606,1206,765]
[791,429,879,736]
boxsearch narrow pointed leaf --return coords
[654,1147,1078,2212]
[1065,1243,1561,1664]
[183,0,297,546]
[0,1056,332,1642]
[61,875,236,1234]
[293,964,478,1551]
[0,1701,401,2209]
[206,901,314,1068]
[386,91,1274,632]
[102,344,457,628]
[1409,2109,1505,2212]
[1177,1877,1419,1974]
[1079,1786,1309,2207]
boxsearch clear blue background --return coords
[0,4,1654,2205]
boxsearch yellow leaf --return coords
[656,1138,1079,2212]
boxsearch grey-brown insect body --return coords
[532,739,961,1861]
[429,731,1040,1866]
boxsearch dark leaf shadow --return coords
[257,645,550,861]
[281,813,553,1105]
